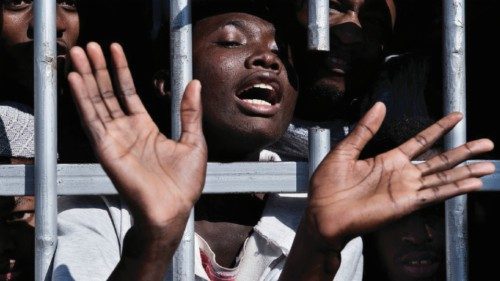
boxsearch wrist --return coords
[280,213,345,281]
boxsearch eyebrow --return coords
[219,20,248,31]
[216,19,276,37]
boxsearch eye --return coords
[3,0,33,11]
[58,0,77,11]
[216,41,243,48]
[7,211,34,223]
[329,0,348,14]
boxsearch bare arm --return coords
[280,102,495,281]
[68,42,207,281]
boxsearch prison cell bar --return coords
[308,0,330,51]
[1,161,499,196]
[443,0,468,280]
[33,0,58,279]
[170,0,195,280]
[308,128,331,176]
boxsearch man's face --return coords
[292,0,395,120]
[374,206,445,281]
[1,0,79,99]
[192,13,298,158]
[0,158,34,281]
[0,196,35,281]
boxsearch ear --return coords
[153,69,171,98]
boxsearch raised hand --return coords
[280,103,494,281]
[308,102,494,244]
[67,42,207,230]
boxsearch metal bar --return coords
[2,161,500,195]
[308,127,331,177]
[33,0,58,279]
[443,0,467,280]
[170,0,194,279]
[308,0,330,51]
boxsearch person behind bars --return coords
[266,0,397,161]
[53,1,494,280]
[0,0,89,163]
[0,103,35,281]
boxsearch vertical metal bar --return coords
[170,0,195,280]
[308,0,330,51]
[443,0,467,280]
[34,0,58,279]
[308,127,331,177]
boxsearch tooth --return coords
[252,83,273,91]
[244,99,271,106]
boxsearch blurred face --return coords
[0,196,35,281]
[374,206,445,281]
[292,0,395,120]
[1,0,79,103]
[192,13,298,160]
[0,158,34,281]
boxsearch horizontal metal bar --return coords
[0,162,310,195]
[1,161,498,196]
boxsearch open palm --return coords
[308,103,495,243]
[67,43,207,229]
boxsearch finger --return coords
[69,46,112,123]
[179,80,206,148]
[331,102,386,160]
[416,178,482,207]
[397,113,462,159]
[86,42,125,119]
[109,43,147,115]
[421,162,495,189]
[416,139,494,175]
[67,72,105,139]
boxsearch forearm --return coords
[279,214,343,281]
[108,218,188,281]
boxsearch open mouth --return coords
[399,251,440,278]
[236,74,283,116]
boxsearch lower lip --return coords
[235,98,280,116]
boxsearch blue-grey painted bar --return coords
[2,161,499,196]
[170,0,195,279]
[443,0,468,280]
[308,0,330,51]
[33,0,58,279]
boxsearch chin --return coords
[309,79,345,102]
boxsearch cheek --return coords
[194,51,244,103]
[65,15,80,47]
[1,15,30,47]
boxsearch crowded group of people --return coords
[1,0,497,280]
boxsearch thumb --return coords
[180,80,206,148]
[331,102,386,160]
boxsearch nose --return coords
[245,48,282,74]
[27,8,66,40]
[330,21,363,46]
[402,220,434,245]
[329,0,365,46]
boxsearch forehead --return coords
[194,12,275,38]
